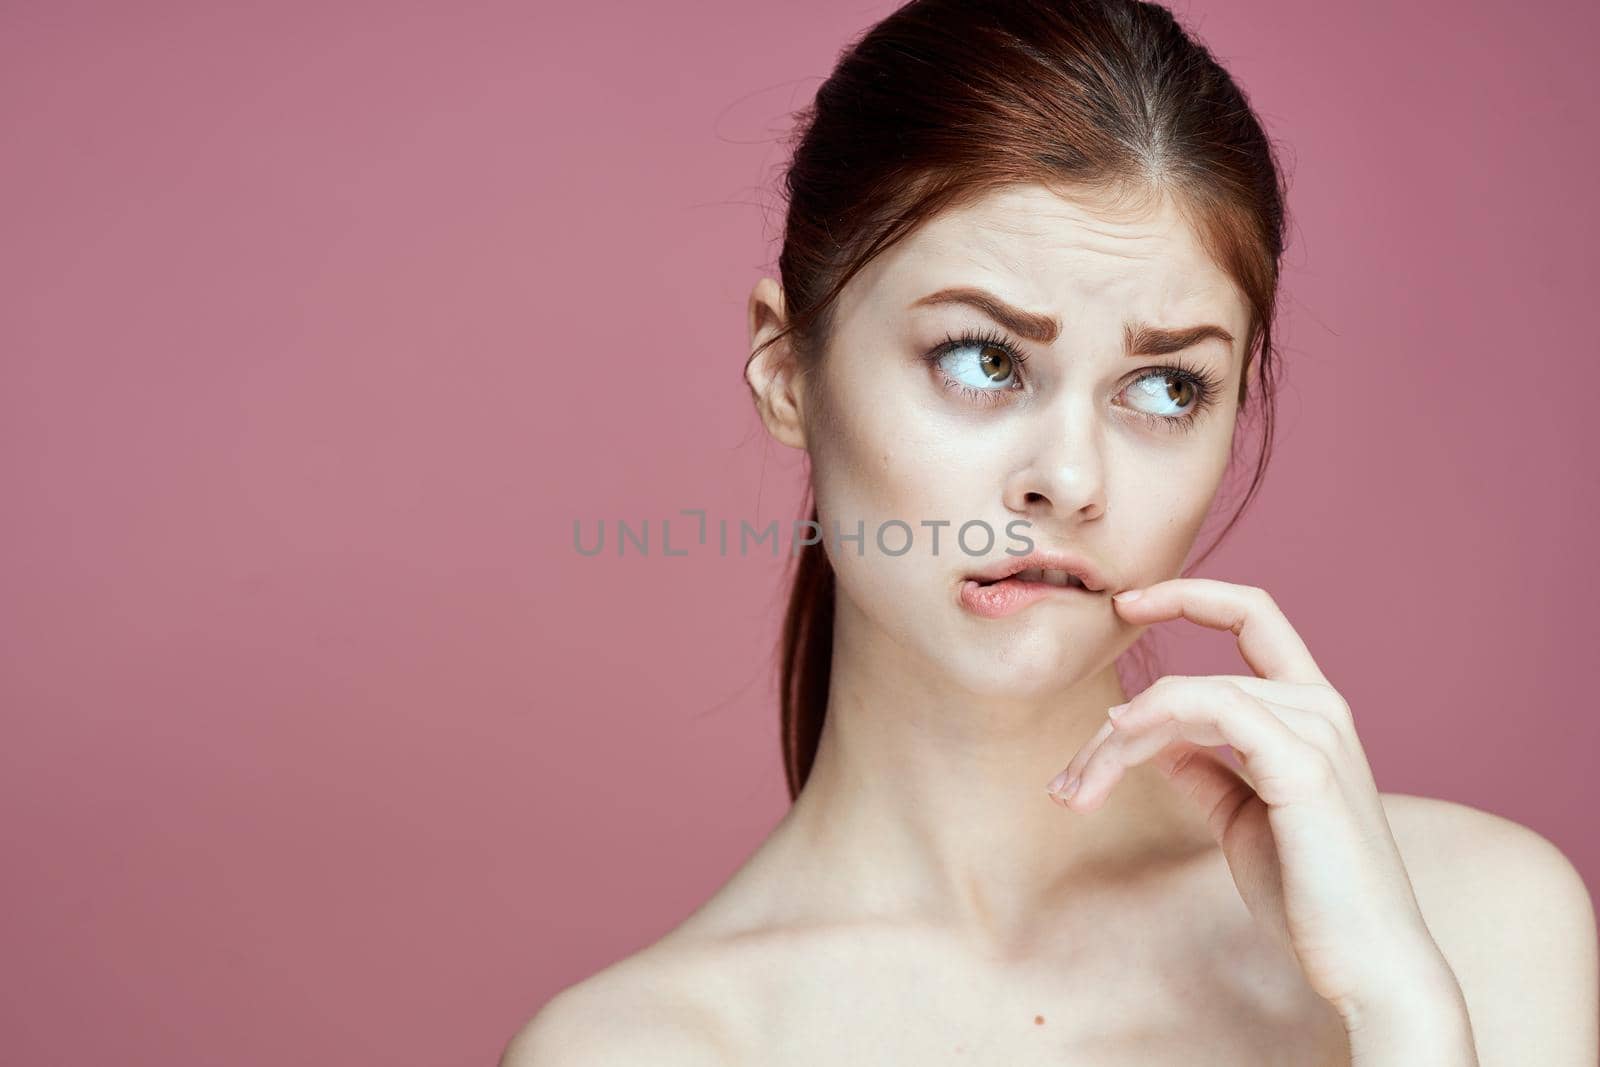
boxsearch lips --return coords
[967,552,1108,593]
[992,566,1087,589]
[959,550,1110,619]
[959,573,1097,618]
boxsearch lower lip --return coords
[958,576,1099,618]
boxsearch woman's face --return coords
[752,181,1252,697]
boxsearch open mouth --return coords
[960,566,1099,618]
[977,567,1089,590]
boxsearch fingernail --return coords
[1046,768,1072,794]
[1112,588,1143,602]
[1058,774,1081,800]
[1107,702,1128,719]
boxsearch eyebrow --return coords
[909,285,1235,357]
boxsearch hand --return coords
[1044,578,1475,1043]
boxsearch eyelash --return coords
[925,326,1225,435]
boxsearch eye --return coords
[924,328,1225,430]
[1125,370,1200,418]
[928,326,1028,398]
[1119,360,1226,433]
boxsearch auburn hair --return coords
[747,0,1291,803]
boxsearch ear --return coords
[744,276,809,451]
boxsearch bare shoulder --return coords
[1378,791,1594,931]
[497,945,736,1067]
[1378,791,1598,1062]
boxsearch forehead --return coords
[843,182,1249,339]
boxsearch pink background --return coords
[2,1,1594,1062]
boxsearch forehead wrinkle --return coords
[963,187,1202,267]
[964,220,1194,280]
[956,208,1171,252]
[985,188,1174,235]
[869,188,1246,337]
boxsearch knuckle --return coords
[1314,686,1358,735]
[1219,686,1255,721]
[1220,678,1253,702]
[1251,585,1280,613]
[1150,674,1183,697]
[1299,747,1338,789]
[1326,690,1355,725]
[1300,713,1344,752]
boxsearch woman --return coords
[506,0,1597,1062]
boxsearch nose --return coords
[1001,405,1108,523]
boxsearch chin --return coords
[939,636,1102,699]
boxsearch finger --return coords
[1112,685,1352,757]
[1123,676,1371,799]
[1047,717,1116,804]
[1075,696,1335,810]
[1048,676,1353,808]
[1111,579,1327,685]
[1078,677,1335,808]
[1176,675,1352,725]
[1068,717,1191,809]
[1047,680,1269,802]
[1048,684,1295,806]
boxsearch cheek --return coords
[1114,439,1234,575]
[805,397,977,607]
[809,386,958,523]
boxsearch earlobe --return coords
[745,277,808,451]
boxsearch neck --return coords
[773,591,1213,950]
